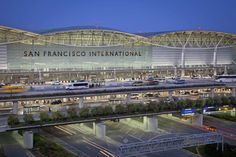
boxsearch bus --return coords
[0,84,28,93]
[66,81,89,90]
[215,75,236,83]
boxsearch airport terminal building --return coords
[0,26,236,83]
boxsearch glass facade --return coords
[0,26,236,71]
[5,42,234,71]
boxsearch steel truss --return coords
[117,133,223,157]
[1,26,235,48]
[148,31,236,49]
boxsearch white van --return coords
[66,82,89,90]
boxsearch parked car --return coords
[51,100,62,105]
[132,81,144,86]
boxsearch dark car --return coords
[51,100,62,105]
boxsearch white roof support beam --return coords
[181,32,192,68]
[213,35,224,67]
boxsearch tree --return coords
[52,111,64,121]
[8,115,19,126]
[177,100,186,108]
[147,103,157,112]
[40,112,50,122]
[115,104,125,114]
[157,102,165,112]
[213,96,222,106]
[168,101,177,110]
[127,104,136,113]
[185,99,195,108]
[221,96,230,105]
[135,104,146,113]
[229,96,236,107]
[205,98,214,106]
[103,106,113,116]
[67,107,78,119]
[79,108,90,118]
[91,106,104,116]
[195,99,204,108]
[23,114,34,124]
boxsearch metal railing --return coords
[117,133,223,157]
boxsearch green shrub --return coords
[221,96,230,105]
[198,143,236,157]
[115,104,125,114]
[34,134,76,157]
[127,104,136,113]
[79,108,90,118]
[213,96,222,106]
[23,114,34,124]
[195,99,204,108]
[67,107,78,119]
[8,115,19,126]
[147,103,157,112]
[40,112,50,122]
[103,106,113,116]
[205,98,214,106]
[91,106,104,116]
[52,111,64,121]
[135,104,146,113]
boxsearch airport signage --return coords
[181,108,196,116]
[23,50,142,57]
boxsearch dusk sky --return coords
[0,0,235,34]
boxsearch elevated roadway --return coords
[5,111,179,132]
[0,82,225,102]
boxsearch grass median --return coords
[211,114,236,122]
[33,133,76,157]
[185,144,236,157]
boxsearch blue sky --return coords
[0,0,235,34]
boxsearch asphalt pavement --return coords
[42,115,203,157]
[0,132,29,157]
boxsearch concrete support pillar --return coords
[231,108,236,117]
[12,101,18,115]
[224,66,228,75]
[192,114,203,127]
[93,122,96,134]
[23,131,33,149]
[63,98,68,103]
[94,122,106,140]
[232,87,236,97]
[143,116,158,132]
[181,69,185,77]
[213,68,217,76]
[210,88,215,98]
[168,91,173,99]
[126,93,131,104]
[174,67,177,77]
[79,97,84,109]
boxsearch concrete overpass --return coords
[5,111,179,132]
[0,82,226,102]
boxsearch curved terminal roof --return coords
[0,25,39,44]
[148,30,236,48]
[0,25,235,48]
[39,26,121,35]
